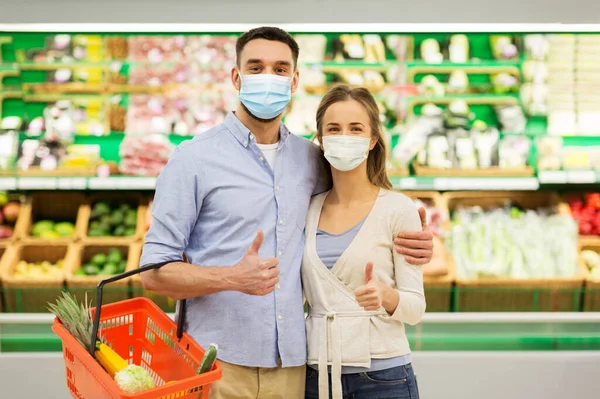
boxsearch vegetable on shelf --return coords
[582,250,600,279]
[0,193,20,239]
[447,203,579,279]
[31,220,75,239]
[13,260,64,279]
[75,248,127,276]
[47,292,155,394]
[88,201,138,238]
[565,193,600,236]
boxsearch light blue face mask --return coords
[239,74,292,119]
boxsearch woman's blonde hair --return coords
[315,84,392,190]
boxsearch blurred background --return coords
[1,1,600,398]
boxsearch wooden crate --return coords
[66,242,141,306]
[77,192,148,244]
[18,192,86,243]
[444,191,584,312]
[0,243,70,313]
[581,239,600,311]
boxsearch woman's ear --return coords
[369,135,378,151]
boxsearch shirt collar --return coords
[224,111,290,148]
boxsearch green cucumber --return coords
[197,343,218,374]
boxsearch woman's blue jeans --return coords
[305,363,420,399]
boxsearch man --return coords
[140,26,434,399]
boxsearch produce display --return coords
[565,193,600,236]
[582,250,600,279]
[13,259,64,279]
[0,193,20,240]
[31,220,75,238]
[74,248,128,276]
[447,203,579,279]
[88,201,138,238]
[0,30,598,181]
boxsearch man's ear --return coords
[291,69,300,94]
[232,67,242,91]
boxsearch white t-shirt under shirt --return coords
[257,142,278,170]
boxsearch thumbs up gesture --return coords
[232,229,280,296]
[354,262,384,311]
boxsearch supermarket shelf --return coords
[1,312,599,353]
[390,176,540,191]
[0,175,545,191]
[538,170,600,184]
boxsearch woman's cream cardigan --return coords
[301,189,426,399]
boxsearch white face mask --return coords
[322,135,371,172]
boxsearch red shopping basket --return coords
[52,261,222,399]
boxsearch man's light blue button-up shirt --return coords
[140,112,328,368]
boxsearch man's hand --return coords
[355,262,384,311]
[230,230,280,296]
[394,207,434,266]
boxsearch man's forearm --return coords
[140,261,238,300]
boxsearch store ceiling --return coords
[1,0,600,24]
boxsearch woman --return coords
[302,85,425,399]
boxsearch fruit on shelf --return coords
[582,250,600,279]
[0,195,20,239]
[447,204,579,279]
[31,220,75,238]
[75,248,127,277]
[13,260,64,279]
[88,201,137,238]
[145,199,153,231]
[565,193,600,236]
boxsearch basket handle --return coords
[89,260,187,357]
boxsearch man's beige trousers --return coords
[208,360,306,399]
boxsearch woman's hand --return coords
[355,262,399,314]
[394,207,434,266]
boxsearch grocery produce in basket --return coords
[0,192,20,239]
[48,292,156,394]
[447,203,579,279]
[88,201,138,237]
[31,220,75,238]
[75,248,128,276]
[582,250,600,279]
[13,259,64,279]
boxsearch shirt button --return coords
[250,135,255,140]
[278,251,283,256]
[260,157,264,162]
[243,140,248,146]
[278,218,283,225]
[278,314,283,320]
[276,284,281,290]
[275,185,280,191]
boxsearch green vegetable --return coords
[83,264,100,275]
[32,220,55,236]
[111,211,124,226]
[92,254,107,267]
[92,202,111,218]
[113,225,126,236]
[101,263,119,275]
[107,249,122,264]
[197,343,218,374]
[113,364,155,394]
[124,228,136,237]
[88,229,104,237]
[74,268,87,276]
[118,260,127,273]
[55,222,75,237]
